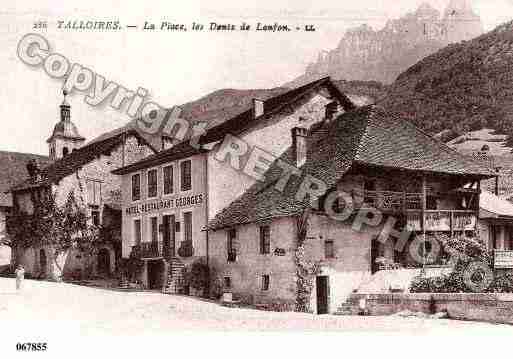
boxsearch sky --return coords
[1,0,512,155]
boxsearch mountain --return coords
[287,1,483,87]
[379,20,513,143]
[379,19,513,196]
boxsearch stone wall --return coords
[208,213,375,312]
[348,293,513,324]
[17,244,116,280]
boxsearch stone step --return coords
[163,258,186,295]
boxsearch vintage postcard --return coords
[1,0,513,357]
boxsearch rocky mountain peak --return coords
[287,1,484,87]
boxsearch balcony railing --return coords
[352,190,423,211]
[133,241,164,259]
[406,210,477,232]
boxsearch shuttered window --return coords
[180,160,192,191]
[150,217,158,242]
[163,165,174,195]
[261,275,270,291]
[86,180,102,205]
[147,169,158,198]
[184,212,192,242]
[132,174,141,201]
[134,219,142,245]
[259,225,270,254]
[325,240,335,259]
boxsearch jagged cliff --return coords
[287,1,483,86]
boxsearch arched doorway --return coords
[97,248,111,277]
[39,249,47,276]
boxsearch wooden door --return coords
[163,215,176,259]
[316,276,330,314]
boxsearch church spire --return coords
[60,89,70,122]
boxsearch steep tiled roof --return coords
[0,151,51,206]
[208,105,496,230]
[113,77,356,175]
[11,128,156,192]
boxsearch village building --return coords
[112,77,356,291]
[479,190,513,270]
[9,91,158,280]
[0,151,51,272]
[206,104,496,314]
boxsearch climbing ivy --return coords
[294,208,319,313]
[7,190,99,276]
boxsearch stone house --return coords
[0,151,51,272]
[112,77,356,290]
[207,105,496,314]
[9,92,157,280]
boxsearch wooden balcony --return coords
[406,210,477,232]
[354,190,423,212]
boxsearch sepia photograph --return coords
[1,0,513,357]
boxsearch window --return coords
[180,160,192,191]
[183,212,192,242]
[150,217,158,242]
[134,219,142,245]
[147,169,158,198]
[86,180,102,205]
[62,147,69,157]
[259,225,270,254]
[163,165,174,195]
[223,276,231,289]
[132,174,141,201]
[91,209,100,226]
[227,229,236,262]
[261,275,270,291]
[325,240,335,259]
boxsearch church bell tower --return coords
[47,90,85,161]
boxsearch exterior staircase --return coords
[163,257,186,294]
[334,300,360,316]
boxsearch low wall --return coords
[349,293,513,325]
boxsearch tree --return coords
[7,190,99,280]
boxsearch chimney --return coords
[26,159,40,181]
[291,127,308,168]
[325,101,338,121]
[253,98,264,118]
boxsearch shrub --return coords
[185,258,209,292]
[410,234,494,293]
[488,273,513,293]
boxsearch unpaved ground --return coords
[0,278,511,335]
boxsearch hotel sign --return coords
[125,193,205,215]
[494,250,513,269]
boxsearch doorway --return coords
[39,249,47,276]
[147,260,165,290]
[316,276,330,314]
[371,237,380,274]
[162,214,176,259]
[97,248,111,276]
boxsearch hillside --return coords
[287,1,483,87]
[380,20,513,145]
